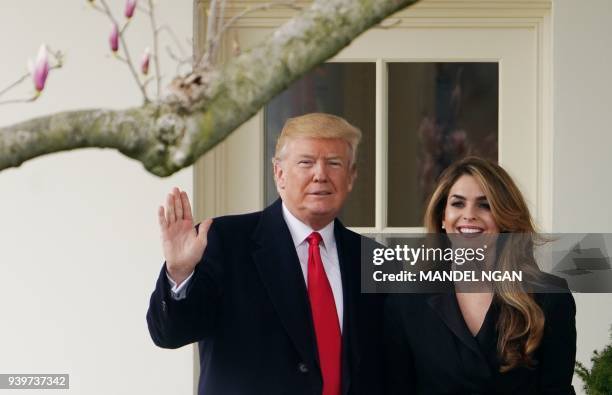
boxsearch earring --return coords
[441,223,445,229]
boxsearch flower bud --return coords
[125,0,137,19]
[32,44,50,92]
[109,23,119,52]
[141,47,150,75]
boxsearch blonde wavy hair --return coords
[424,156,545,372]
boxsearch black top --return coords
[383,285,577,395]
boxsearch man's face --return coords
[274,137,356,230]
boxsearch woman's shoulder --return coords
[529,271,570,292]
[530,273,576,317]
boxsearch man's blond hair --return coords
[273,113,362,167]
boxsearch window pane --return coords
[387,62,499,227]
[264,63,376,227]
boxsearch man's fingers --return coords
[181,191,193,221]
[158,206,167,228]
[166,193,176,223]
[198,218,213,243]
[174,188,184,220]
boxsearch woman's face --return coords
[442,174,500,235]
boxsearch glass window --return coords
[387,62,499,227]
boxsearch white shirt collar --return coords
[281,202,335,250]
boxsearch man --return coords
[147,113,384,395]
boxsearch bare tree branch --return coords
[99,0,150,102]
[146,0,163,100]
[166,46,192,75]
[200,0,219,69]
[158,24,188,59]
[0,73,31,99]
[0,96,38,105]
[0,0,419,177]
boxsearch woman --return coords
[384,157,577,394]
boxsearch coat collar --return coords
[251,199,317,368]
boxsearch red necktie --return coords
[306,232,341,395]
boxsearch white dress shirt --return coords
[281,203,344,330]
[166,203,344,331]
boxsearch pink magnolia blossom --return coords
[109,23,119,52]
[30,45,50,92]
[124,0,137,19]
[140,47,150,75]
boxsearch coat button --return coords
[297,363,309,373]
[161,300,167,312]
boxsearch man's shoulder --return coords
[210,209,263,232]
[336,224,382,250]
[334,221,368,242]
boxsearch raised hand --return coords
[158,187,212,285]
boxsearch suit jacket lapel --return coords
[251,200,318,369]
[428,293,483,355]
[427,292,492,380]
[334,219,360,395]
